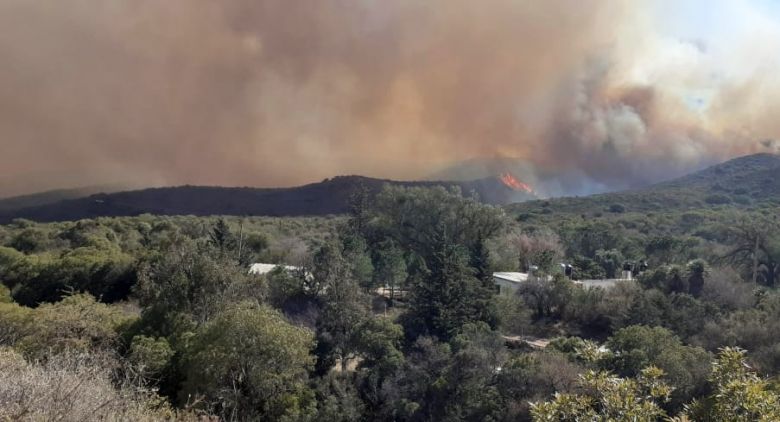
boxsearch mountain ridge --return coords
[507,153,780,217]
[0,174,537,223]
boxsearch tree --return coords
[18,294,134,359]
[128,335,174,383]
[0,300,33,347]
[684,347,780,421]
[639,265,688,294]
[645,235,684,266]
[134,240,257,330]
[312,373,366,421]
[373,239,407,305]
[376,326,507,422]
[510,230,563,274]
[1,245,137,306]
[572,255,606,280]
[517,274,574,320]
[376,336,453,420]
[0,348,191,421]
[570,222,621,259]
[348,184,373,235]
[208,218,236,253]
[686,259,707,297]
[722,215,780,286]
[341,233,375,292]
[313,239,372,373]
[596,249,624,279]
[605,325,711,409]
[402,225,487,340]
[530,367,672,421]
[10,227,50,253]
[181,302,315,420]
[371,186,505,340]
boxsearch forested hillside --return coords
[0,175,536,223]
[509,153,780,216]
[2,154,780,420]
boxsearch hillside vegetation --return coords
[0,175,536,223]
[1,155,780,420]
[509,153,780,217]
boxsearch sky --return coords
[1,0,780,197]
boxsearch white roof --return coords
[249,263,300,275]
[574,279,626,289]
[493,272,529,284]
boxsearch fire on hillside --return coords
[499,172,534,194]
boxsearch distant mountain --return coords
[0,185,128,212]
[507,153,780,217]
[0,174,537,223]
[428,156,625,198]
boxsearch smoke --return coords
[1,0,778,197]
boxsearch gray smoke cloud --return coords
[1,0,778,197]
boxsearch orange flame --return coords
[499,172,534,193]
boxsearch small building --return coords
[574,279,624,289]
[493,270,633,293]
[249,263,301,275]
[493,272,529,294]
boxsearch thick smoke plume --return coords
[1,0,778,197]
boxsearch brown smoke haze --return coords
[1,0,779,197]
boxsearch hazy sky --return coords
[1,0,780,197]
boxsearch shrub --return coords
[0,349,190,421]
[609,204,626,213]
[705,194,732,205]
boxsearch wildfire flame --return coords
[499,172,534,194]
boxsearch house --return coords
[493,272,529,294]
[248,263,300,275]
[492,270,633,294]
[574,279,623,289]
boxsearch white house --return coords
[492,271,632,294]
[493,272,529,294]
[249,263,301,275]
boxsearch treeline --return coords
[1,185,780,420]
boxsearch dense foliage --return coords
[2,181,780,421]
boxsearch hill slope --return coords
[0,175,536,223]
[0,185,128,212]
[507,153,780,217]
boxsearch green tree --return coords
[517,274,574,320]
[371,186,505,340]
[313,239,371,373]
[134,240,257,330]
[530,367,672,421]
[722,216,780,286]
[129,335,175,383]
[0,300,33,347]
[313,373,366,421]
[511,230,564,274]
[19,293,134,359]
[596,249,624,279]
[685,347,780,421]
[605,325,711,409]
[208,218,236,253]
[10,227,50,253]
[181,302,315,420]
[686,259,707,297]
[373,239,407,304]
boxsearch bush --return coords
[0,349,188,421]
[129,335,174,381]
[609,204,626,213]
[18,294,135,359]
[181,302,315,420]
[705,194,732,205]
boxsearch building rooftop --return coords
[249,263,300,275]
[493,272,529,284]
